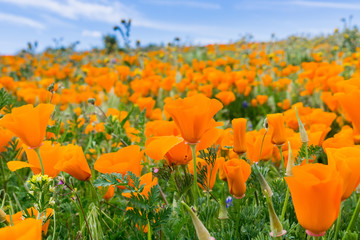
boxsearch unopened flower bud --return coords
[218,200,229,220]
[295,107,308,143]
[0,208,7,223]
[265,191,286,238]
[181,201,213,240]
[286,141,295,177]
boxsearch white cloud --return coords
[145,0,221,9]
[0,12,45,29]
[0,0,232,37]
[290,1,360,10]
[191,37,231,45]
[81,30,102,38]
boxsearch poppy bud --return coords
[181,201,214,240]
[232,118,247,155]
[265,190,286,238]
[0,208,7,224]
[218,200,229,220]
[285,141,295,177]
[295,107,308,143]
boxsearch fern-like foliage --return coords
[125,172,171,235]
[0,88,15,116]
[295,144,322,164]
[93,173,130,188]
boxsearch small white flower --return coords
[49,186,55,192]
[29,191,34,195]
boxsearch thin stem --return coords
[35,148,45,175]
[278,146,285,177]
[158,184,169,205]
[52,209,57,240]
[334,202,343,240]
[280,187,290,222]
[305,142,309,164]
[345,194,360,232]
[64,183,93,240]
[0,156,7,191]
[189,144,199,206]
[147,219,152,240]
[87,181,100,203]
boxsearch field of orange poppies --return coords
[0,27,360,240]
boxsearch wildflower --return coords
[223,159,251,199]
[5,207,53,235]
[55,144,91,181]
[326,147,360,200]
[225,196,233,208]
[267,113,286,146]
[285,164,342,236]
[232,118,247,154]
[0,218,42,239]
[164,94,223,144]
[7,141,62,177]
[94,145,143,188]
[0,104,54,149]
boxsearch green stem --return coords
[189,144,198,206]
[305,142,309,164]
[147,219,151,240]
[345,194,360,232]
[52,209,57,240]
[334,202,343,240]
[278,146,285,177]
[313,237,319,240]
[35,148,45,175]
[280,187,290,222]
[0,156,7,191]
[87,181,100,203]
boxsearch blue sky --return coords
[0,0,359,54]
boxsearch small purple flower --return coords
[242,101,249,109]
[226,196,233,208]
[153,168,159,173]
[58,179,64,185]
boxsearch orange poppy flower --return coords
[0,104,54,149]
[188,157,220,190]
[232,118,247,154]
[6,207,53,235]
[246,129,274,164]
[267,113,286,146]
[55,144,91,181]
[223,158,251,198]
[0,218,42,239]
[215,91,236,106]
[7,141,62,178]
[122,172,158,198]
[101,186,115,200]
[94,145,143,188]
[145,120,222,166]
[217,157,227,181]
[326,147,360,200]
[0,127,13,152]
[164,94,223,144]
[322,126,354,151]
[285,164,342,236]
[335,89,360,141]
